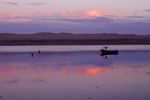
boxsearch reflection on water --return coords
[1,45,150,52]
[101,52,118,59]
[0,50,150,100]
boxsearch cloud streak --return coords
[145,9,150,12]
[1,2,19,6]
[0,12,29,22]
[134,9,150,13]
[24,2,48,6]
[125,15,147,18]
[1,2,48,6]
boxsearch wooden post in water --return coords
[31,53,33,57]
[38,50,40,54]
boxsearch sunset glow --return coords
[0,0,150,34]
[1,59,149,75]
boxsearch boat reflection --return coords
[101,52,118,59]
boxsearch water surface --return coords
[0,45,150,100]
[1,45,150,52]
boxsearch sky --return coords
[0,0,150,34]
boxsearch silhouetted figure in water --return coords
[31,53,33,57]
[38,50,40,54]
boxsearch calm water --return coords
[1,45,150,52]
[0,45,150,100]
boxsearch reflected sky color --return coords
[0,62,110,75]
[1,45,150,52]
[0,48,150,100]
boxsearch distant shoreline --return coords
[0,39,150,45]
[1,32,150,45]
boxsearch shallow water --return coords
[0,45,150,52]
[0,45,150,100]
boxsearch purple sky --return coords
[0,0,150,34]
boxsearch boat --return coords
[100,47,118,54]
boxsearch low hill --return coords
[0,32,150,45]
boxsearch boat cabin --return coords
[103,47,108,50]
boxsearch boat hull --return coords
[101,49,118,54]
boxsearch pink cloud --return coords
[0,10,108,20]
[0,12,30,22]
[61,11,69,17]
[61,10,109,18]
[84,10,107,17]
[0,12,16,18]
[1,2,18,6]
[0,10,109,23]
[73,10,108,18]
[0,12,53,22]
